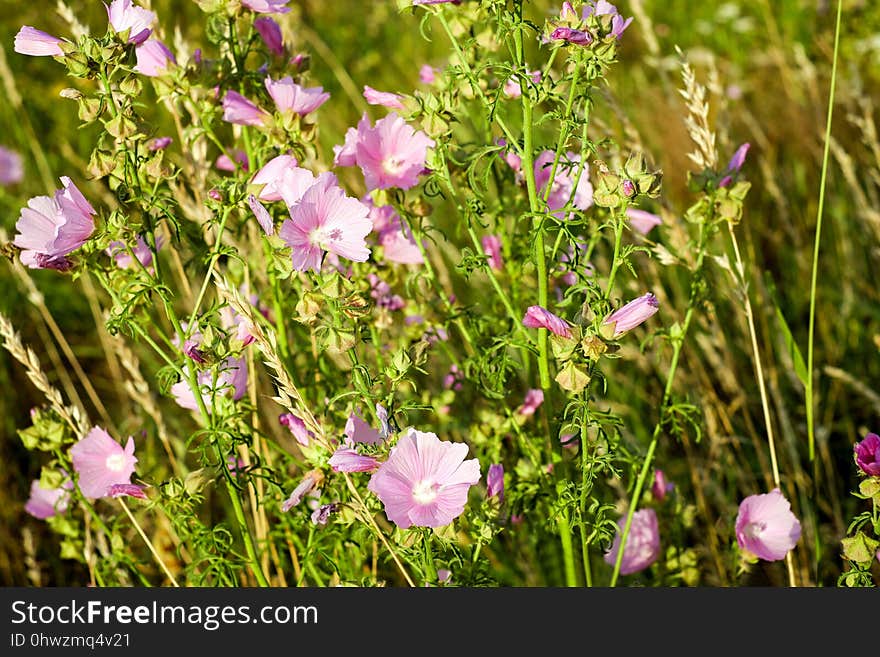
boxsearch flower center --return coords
[383,156,406,176]
[744,521,766,540]
[412,479,438,505]
[105,453,127,473]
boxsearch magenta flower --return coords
[254,17,284,56]
[626,208,662,235]
[481,234,503,270]
[281,471,321,512]
[265,76,330,116]
[338,113,435,191]
[170,356,248,413]
[735,489,802,561]
[14,177,96,271]
[25,479,71,519]
[14,26,66,56]
[279,413,313,447]
[603,508,661,575]
[345,412,384,445]
[487,463,504,502]
[0,146,24,185]
[363,85,406,111]
[651,469,673,502]
[413,0,461,5]
[107,235,160,270]
[222,90,270,127]
[329,447,380,473]
[278,173,372,272]
[551,26,592,47]
[107,483,146,499]
[134,39,175,76]
[148,136,172,151]
[70,427,138,499]
[368,428,481,529]
[854,433,880,477]
[518,389,544,417]
[242,0,291,14]
[719,143,750,187]
[602,293,659,338]
[534,151,593,217]
[522,305,573,338]
[584,1,634,39]
[106,0,156,45]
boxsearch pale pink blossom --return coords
[419,64,439,84]
[14,26,66,56]
[170,357,248,413]
[626,208,662,235]
[518,389,544,416]
[264,76,329,116]
[481,234,503,270]
[242,0,291,14]
[14,177,96,271]
[0,146,24,185]
[329,447,380,473]
[345,412,384,445]
[70,427,138,499]
[148,136,172,151]
[735,489,801,561]
[106,0,156,45]
[651,469,674,502]
[281,471,321,512]
[134,39,175,76]
[222,90,270,127]
[602,293,659,338]
[250,154,299,201]
[503,69,541,99]
[604,508,661,575]
[107,235,161,270]
[279,413,313,447]
[107,483,146,499]
[534,150,593,217]
[278,173,372,272]
[367,428,481,529]
[363,85,406,111]
[25,479,71,519]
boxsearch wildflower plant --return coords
[0,0,868,589]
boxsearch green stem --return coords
[806,0,843,462]
[557,511,578,587]
[187,207,233,328]
[423,531,437,585]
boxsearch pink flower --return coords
[106,0,156,45]
[0,146,24,185]
[329,447,380,473]
[503,69,541,99]
[419,64,438,84]
[278,173,372,272]
[14,177,96,271]
[70,427,138,499]
[25,479,71,519]
[251,155,309,202]
[551,26,592,46]
[345,412,384,445]
[481,234,503,270]
[584,1,633,39]
[242,0,291,14]
[854,433,880,477]
[219,305,256,346]
[265,76,330,116]
[148,136,172,151]
[339,113,435,191]
[107,235,160,270]
[534,151,593,217]
[735,489,802,561]
[367,428,481,529]
[311,503,337,526]
[254,17,284,56]
[522,305,573,338]
[333,115,368,167]
[14,26,66,57]
[487,463,504,502]
[518,389,544,416]
[365,201,424,265]
[602,292,659,338]
[281,471,321,512]
[719,142,751,187]
[170,356,248,413]
[222,90,270,127]
[134,39,175,76]
[603,508,661,575]
[279,413,313,447]
[107,483,146,499]
[363,85,406,111]
[413,0,462,5]
[626,208,662,235]
[247,195,274,235]
[215,149,249,172]
[651,469,673,502]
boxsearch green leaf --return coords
[774,306,808,388]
